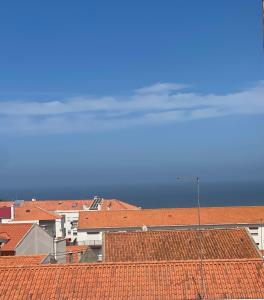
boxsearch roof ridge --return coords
[105,227,246,234]
[32,205,61,219]
[0,258,262,270]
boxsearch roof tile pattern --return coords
[0,255,46,266]
[66,245,88,263]
[23,199,93,211]
[14,206,61,221]
[0,224,33,252]
[79,206,264,229]
[104,228,261,262]
[0,202,13,208]
[21,199,139,211]
[1,260,264,299]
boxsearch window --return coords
[73,232,77,236]
[249,227,259,230]
[87,232,99,235]
[251,232,258,236]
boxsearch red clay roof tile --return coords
[66,245,88,263]
[104,228,261,262]
[0,255,47,266]
[14,206,61,221]
[79,205,264,229]
[21,199,139,211]
[0,223,33,252]
[0,259,264,299]
[0,202,13,208]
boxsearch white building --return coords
[5,197,139,242]
[1,204,64,238]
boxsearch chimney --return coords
[10,205,15,220]
[142,225,148,231]
[98,198,103,211]
[107,202,112,210]
[32,198,37,202]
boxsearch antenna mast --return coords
[262,0,264,49]
[176,176,205,298]
[196,177,205,299]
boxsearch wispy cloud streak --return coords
[0,81,263,134]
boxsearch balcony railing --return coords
[78,239,102,247]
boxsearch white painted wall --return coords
[55,211,79,240]
[77,230,102,246]
[247,226,264,250]
[55,218,64,238]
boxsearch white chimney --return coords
[32,198,37,202]
[10,205,15,220]
[142,225,148,231]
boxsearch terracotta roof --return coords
[0,223,33,252]
[1,259,264,299]
[66,245,88,263]
[101,199,139,210]
[0,201,13,208]
[14,206,61,221]
[79,205,264,229]
[0,233,10,240]
[66,245,88,252]
[23,199,93,211]
[22,199,139,211]
[104,228,261,262]
[0,255,47,266]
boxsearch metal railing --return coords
[78,239,102,246]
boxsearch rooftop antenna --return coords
[176,176,205,299]
[261,218,263,263]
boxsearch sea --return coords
[0,181,264,208]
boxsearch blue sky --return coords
[0,0,263,188]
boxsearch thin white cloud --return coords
[135,82,189,94]
[0,81,263,134]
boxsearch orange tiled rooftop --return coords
[79,205,264,229]
[104,228,261,262]
[0,223,33,252]
[21,198,139,211]
[0,201,13,208]
[0,255,47,266]
[66,245,88,263]
[1,259,264,299]
[13,205,61,221]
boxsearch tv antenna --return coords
[262,0,264,49]
[176,176,205,299]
